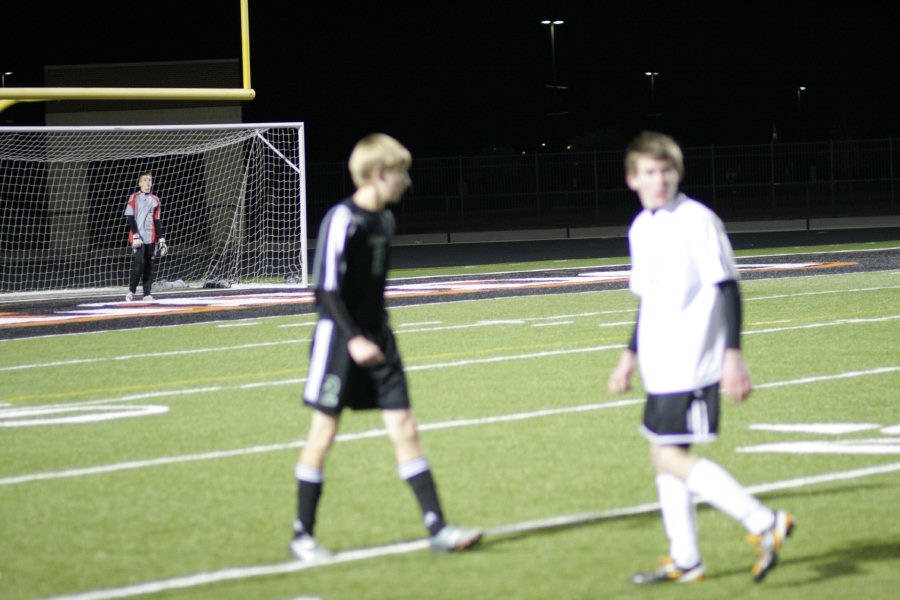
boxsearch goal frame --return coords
[0,122,309,295]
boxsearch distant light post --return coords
[645,72,659,114]
[541,20,564,93]
[796,86,806,118]
[1,72,12,88]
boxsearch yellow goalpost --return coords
[0,0,256,114]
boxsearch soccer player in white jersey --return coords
[608,132,794,584]
[289,134,482,561]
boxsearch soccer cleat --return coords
[125,291,134,302]
[143,295,154,302]
[631,557,707,584]
[289,533,333,561]
[428,524,483,553]
[748,510,795,582]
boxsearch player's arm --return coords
[125,213,143,248]
[316,290,385,366]
[314,206,384,366]
[718,280,752,401]
[608,304,639,393]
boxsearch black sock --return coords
[401,459,446,536]
[295,466,324,537]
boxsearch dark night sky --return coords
[1,1,897,161]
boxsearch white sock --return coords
[656,474,700,567]
[685,458,774,534]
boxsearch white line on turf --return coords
[746,284,900,302]
[0,339,308,372]
[0,399,643,487]
[38,460,900,600]
[746,314,900,335]
[4,364,898,487]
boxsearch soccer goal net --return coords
[0,123,308,294]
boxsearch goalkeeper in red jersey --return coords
[124,172,167,302]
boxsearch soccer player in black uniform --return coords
[290,133,482,561]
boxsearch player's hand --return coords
[608,350,636,393]
[347,335,385,367]
[157,238,168,257]
[132,237,143,249]
[721,348,752,403]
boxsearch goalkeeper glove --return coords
[132,236,143,249]
[157,238,168,257]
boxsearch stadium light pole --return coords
[1,72,12,88]
[796,86,806,118]
[541,20,564,93]
[645,72,659,114]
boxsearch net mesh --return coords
[0,123,308,293]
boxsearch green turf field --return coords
[1,246,899,599]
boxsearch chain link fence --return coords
[307,138,899,234]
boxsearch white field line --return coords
[0,339,308,373]
[405,344,623,372]
[0,399,642,487]
[3,365,898,488]
[754,366,900,389]
[387,245,900,282]
[4,298,892,374]
[746,284,900,302]
[39,460,900,600]
[0,260,900,344]
[745,314,900,335]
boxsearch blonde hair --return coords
[624,132,684,178]
[348,133,412,187]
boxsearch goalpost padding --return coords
[0,123,308,293]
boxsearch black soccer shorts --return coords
[639,383,720,445]
[303,319,410,416]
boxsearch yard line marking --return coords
[39,461,900,600]
[747,284,900,302]
[754,366,900,389]
[0,340,308,372]
[5,363,898,486]
[405,344,623,371]
[0,399,642,487]
[216,321,262,328]
[746,314,900,335]
[277,321,317,329]
[532,321,574,327]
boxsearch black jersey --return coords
[311,198,394,335]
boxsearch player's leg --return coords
[290,410,339,560]
[141,245,154,297]
[296,410,340,531]
[647,385,794,582]
[381,408,482,552]
[382,408,444,534]
[127,249,144,299]
[290,320,346,560]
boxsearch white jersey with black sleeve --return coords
[628,194,739,394]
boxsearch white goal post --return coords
[0,122,308,294]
